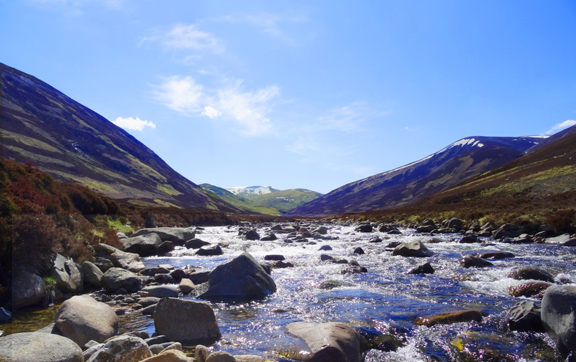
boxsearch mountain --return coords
[285,136,546,217]
[350,124,576,227]
[201,184,322,215]
[226,185,280,199]
[0,62,244,213]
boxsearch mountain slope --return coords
[200,184,322,215]
[348,125,576,227]
[226,185,280,198]
[285,136,545,217]
[0,62,244,213]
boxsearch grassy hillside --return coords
[200,184,322,215]
[334,132,576,231]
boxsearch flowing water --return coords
[6,224,576,361]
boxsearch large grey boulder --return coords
[197,252,277,301]
[541,285,576,359]
[86,335,152,362]
[392,240,432,257]
[81,261,103,288]
[0,332,83,362]
[101,267,145,294]
[154,298,221,345]
[286,322,369,362]
[55,295,118,347]
[132,227,196,246]
[96,243,145,272]
[51,254,83,294]
[121,233,163,256]
[12,271,46,309]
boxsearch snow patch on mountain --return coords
[226,186,278,196]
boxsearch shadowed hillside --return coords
[0,62,245,213]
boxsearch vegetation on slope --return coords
[335,132,576,232]
[200,184,322,215]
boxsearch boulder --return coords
[185,238,211,249]
[140,350,189,362]
[460,255,493,268]
[55,295,118,347]
[271,260,294,268]
[157,241,176,256]
[12,271,46,309]
[507,267,555,283]
[392,240,432,257]
[81,261,103,289]
[137,296,161,307]
[196,245,223,256]
[93,257,114,273]
[0,307,11,323]
[355,223,373,233]
[407,262,435,275]
[458,234,478,243]
[154,298,221,345]
[507,301,544,332]
[286,322,369,362]
[477,251,515,259]
[142,285,179,298]
[121,233,163,256]
[179,278,195,294]
[205,351,236,362]
[541,285,576,359]
[198,252,277,301]
[0,332,83,362]
[96,243,145,272]
[85,335,152,362]
[260,233,278,241]
[353,247,365,255]
[319,245,333,251]
[416,310,483,327]
[241,229,260,241]
[101,267,145,293]
[447,218,464,231]
[51,254,83,294]
[264,254,285,261]
[132,227,196,246]
[509,282,552,299]
[493,224,522,239]
[562,238,576,246]
[314,226,328,235]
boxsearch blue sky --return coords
[2,0,576,194]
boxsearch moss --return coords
[157,183,183,196]
[153,199,181,209]
[1,130,62,153]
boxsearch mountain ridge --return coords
[285,135,546,217]
[0,62,246,213]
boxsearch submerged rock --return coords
[286,322,369,362]
[509,282,552,299]
[407,262,435,274]
[85,335,152,362]
[460,255,493,268]
[416,310,484,327]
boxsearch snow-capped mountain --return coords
[226,186,280,198]
[285,136,547,217]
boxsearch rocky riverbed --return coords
[2,221,576,361]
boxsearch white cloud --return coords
[201,106,222,119]
[153,77,278,136]
[112,116,156,131]
[142,24,223,54]
[546,120,576,135]
[153,76,204,114]
[216,81,279,135]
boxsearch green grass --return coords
[107,219,134,234]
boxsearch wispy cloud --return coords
[217,12,307,45]
[27,0,125,14]
[152,76,204,114]
[141,24,223,54]
[112,116,156,131]
[152,77,279,136]
[318,101,380,132]
[545,120,576,135]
